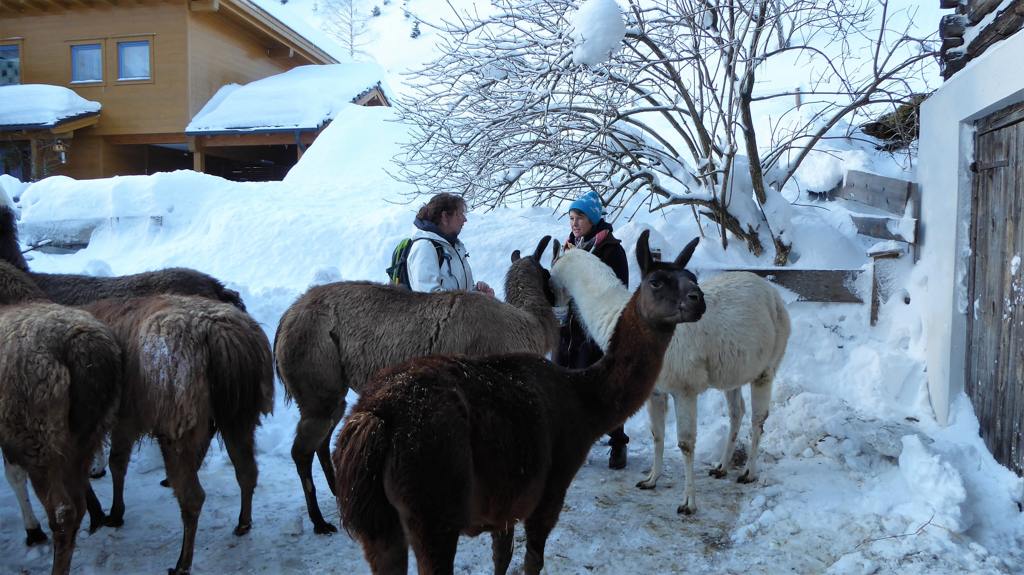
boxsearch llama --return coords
[557,243,790,515]
[275,236,559,534]
[76,294,274,574]
[334,231,705,574]
[0,205,245,310]
[0,261,123,575]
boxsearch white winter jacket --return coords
[407,229,476,292]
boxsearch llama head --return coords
[508,235,556,305]
[634,230,705,328]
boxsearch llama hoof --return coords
[234,523,252,536]
[160,478,171,488]
[313,521,337,535]
[737,471,756,484]
[88,515,108,534]
[636,479,656,490]
[89,467,107,479]
[103,515,124,528]
[25,527,48,546]
[708,466,727,479]
[676,503,695,515]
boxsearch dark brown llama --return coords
[0,261,123,575]
[83,294,274,575]
[334,231,706,574]
[0,205,245,310]
[275,236,559,534]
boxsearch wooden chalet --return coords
[920,0,1024,475]
[1,0,384,181]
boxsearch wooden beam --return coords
[106,133,187,145]
[722,268,864,303]
[836,170,915,214]
[968,0,1006,24]
[51,115,99,134]
[193,131,317,147]
[849,214,917,243]
[189,0,218,11]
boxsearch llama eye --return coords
[649,279,663,289]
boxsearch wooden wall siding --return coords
[2,2,189,136]
[187,11,295,120]
[966,101,1024,476]
[940,0,1024,79]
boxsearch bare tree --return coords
[322,0,370,60]
[395,0,938,263]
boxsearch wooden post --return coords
[29,138,41,181]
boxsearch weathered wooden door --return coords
[967,101,1024,476]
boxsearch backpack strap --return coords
[412,237,448,270]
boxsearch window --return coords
[71,44,102,83]
[117,40,150,81]
[0,44,19,86]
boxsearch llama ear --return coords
[673,237,700,269]
[636,229,654,275]
[532,236,551,261]
[511,250,521,263]
[551,240,561,263]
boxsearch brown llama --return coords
[275,236,559,534]
[0,205,245,310]
[0,261,123,575]
[82,294,274,575]
[334,231,706,574]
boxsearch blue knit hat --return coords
[569,191,604,225]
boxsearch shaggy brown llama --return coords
[333,231,705,574]
[0,261,123,574]
[83,294,274,575]
[275,236,559,534]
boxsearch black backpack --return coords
[386,237,446,289]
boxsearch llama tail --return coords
[64,317,123,455]
[334,411,400,540]
[207,307,275,437]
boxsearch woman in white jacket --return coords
[407,193,494,295]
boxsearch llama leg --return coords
[636,391,668,489]
[89,444,108,479]
[523,492,567,575]
[104,429,136,528]
[160,426,211,575]
[30,466,85,575]
[292,414,338,534]
[406,523,459,575]
[3,459,47,546]
[711,388,745,479]
[675,392,698,515]
[315,406,345,496]
[84,484,108,533]
[491,525,514,575]
[359,532,408,575]
[221,424,258,536]
[739,374,772,484]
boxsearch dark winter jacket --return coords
[554,220,628,369]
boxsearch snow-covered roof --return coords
[185,63,389,135]
[0,84,101,130]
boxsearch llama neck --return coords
[504,262,559,350]
[0,207,29,272]
[552,252,630,352]
[578,294,674,438]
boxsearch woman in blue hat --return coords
[555,190,631,469]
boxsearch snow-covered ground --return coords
[1,102,1022,574]
[1,1,1023,574]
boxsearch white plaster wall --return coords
[919,31,1024,425]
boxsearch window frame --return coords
[114,34,155,85]
[0,39,23,86]
[69,41,104,85]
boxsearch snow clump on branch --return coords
[566,0,625,66]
